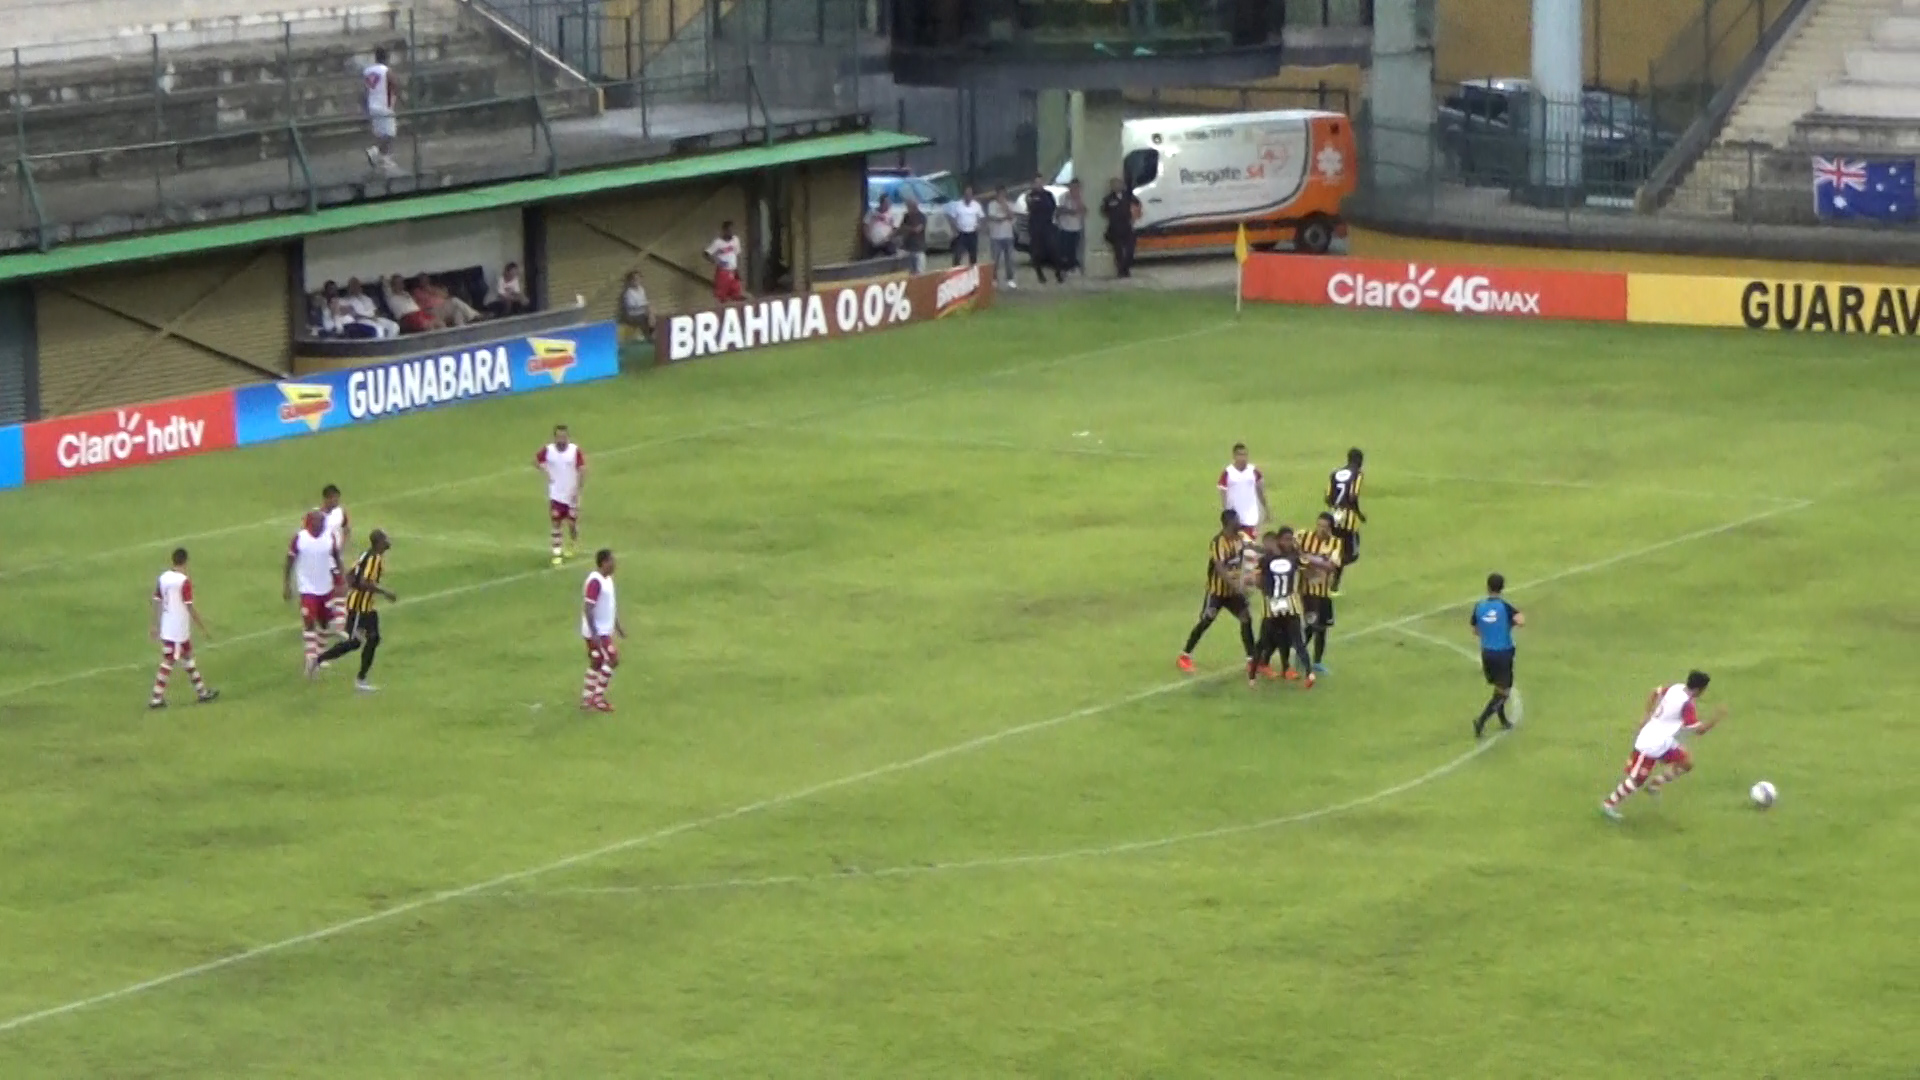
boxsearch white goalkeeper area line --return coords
[0,323,1234,583]
[517,630,1511,902]
[0,496,1809,1036]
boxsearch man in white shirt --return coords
[341,279,400,337]
[363,47,400,174]
[536,424,587,566]
[285,511,342,670]
[705,220,745,303]
[150,547,218,708]
[1218,442,1269,539]
[580,549,627,712]
[619,270,652,338]
[865,197,897,257]
[947,185,984,267]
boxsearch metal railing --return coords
[1358,117,1920,255]
[0,4,864,251]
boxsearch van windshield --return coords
[1124,148,1160,188]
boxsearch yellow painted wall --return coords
[1435,0,1707,91]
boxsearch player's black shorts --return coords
[343,609,382,644]
[1301,594,1335,627]
[1201,592,1250,621]
[1481,648,1514,688]
[1334,527,1360,565]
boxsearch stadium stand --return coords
[1658,0,1919,220]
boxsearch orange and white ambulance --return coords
[1020,109,1359,257]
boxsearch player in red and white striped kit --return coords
[318,484,352,641]
[580,548,625,712]
[535,425,586,567]
[284,511,341,672]
[1601,670,1724,820]
[150,547,218,708]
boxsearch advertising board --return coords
[655,265,995,363]
[1629,273,1920,335]
[1242,254,1629,322]
[21,390,237,484]
[0,424,21,490]
[235,322,620,446]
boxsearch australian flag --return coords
[1813,156,1917,223]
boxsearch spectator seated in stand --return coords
[409,274,483,329]
[486,262,532,317]
[341,278,400,337]
[310,281,399,339]
[383,274,435,333]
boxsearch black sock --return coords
[1496,700,1510,725]
[1182,617,1213,655]
[1310,626,1327,663]
[1238,620,1257,659]
[357,638,380,680]
[1475,693,1503,724]
[316,638,361,665]
[1331,568,1344,590]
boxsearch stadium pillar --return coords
[1069,88,1125,275]
[1527,0,1584,205]
[1366,0,1436,191]
[1036,90,1071,180]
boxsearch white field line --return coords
[0,568,552,702]
[773,425,1809,506]
[518,627,1511,901]
[0,324,1234,583]
[0,496,1809,1036]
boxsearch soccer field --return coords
[0,293,1915,1078]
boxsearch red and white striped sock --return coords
[184,660,207,696]
[1604,778,1640,808]
[550,525,564,558]
[303,630,321,666]
[581,666,602,705]
[597,666,614,701]
[150,660,173,704]
[328,598,348,640]
[1648,768,1680,791]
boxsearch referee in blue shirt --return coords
[1470,573,1524,738]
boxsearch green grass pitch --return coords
[0,293,1915,1078]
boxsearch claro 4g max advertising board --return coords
[1,321,619,491]
[1242,254,1630,321]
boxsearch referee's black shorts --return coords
[344,609,382,644]
[1481,648,1514,689]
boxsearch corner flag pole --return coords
[1233,221,1250,314]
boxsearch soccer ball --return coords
[1749,781,1777,809]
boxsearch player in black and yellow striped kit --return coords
[1325,447,1366,594]
[1177,509,1257,672]
[1250,528,1315,688]
[311,529,395,692]
[1298,512,1343,674]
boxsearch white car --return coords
[868,169,957,253]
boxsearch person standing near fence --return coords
[1025,176,1063,285]
[948,185,983,267]
[987,189,1018,290]
[1102,177,1142,279]
[1056,179,1087,277]
[900,197,929,274]
[363,47,400,175]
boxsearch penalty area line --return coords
[512,625,1511,900]
[0,495,1809,1035]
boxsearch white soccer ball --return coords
[1749,781,1777,809]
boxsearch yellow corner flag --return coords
[1234,222,1250,313]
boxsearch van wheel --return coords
[1295,216,1335,255]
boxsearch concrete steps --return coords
[0,10,597,186]
[1720,0,1902,143]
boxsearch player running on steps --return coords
[1250,529,1316,688]
[580,549,627,712]
[535,424,586,567]
[1602,671,1724,821]
[318,484,352,642]
[1470,573,1523,738]
[285,511,341,673]
[150,547,218,709]
[1297,512,1343,674]
[1178,509,1258,673]
[1325,447,1366,595]
[310,530,395,692]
